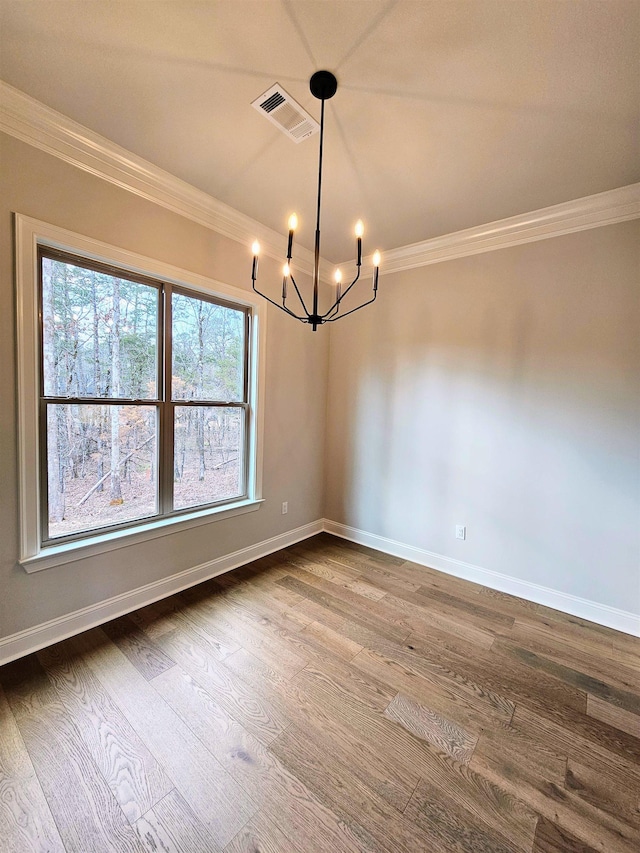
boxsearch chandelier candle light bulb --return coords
[355,219,364,266]
[250,70,381,330]
[372,250,381,290]
[251,240,260,279]
[334,267,342,302]
[287,213,297,259]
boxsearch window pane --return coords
[172,292,245,401]
[173,406,244,509]
[42,256,158,399]
[46,403,158,539]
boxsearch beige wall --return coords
[0,133,328,638]
[325,221,640,614]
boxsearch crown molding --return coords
[0,81,320,277]
[2,81,639,279]
[364,182,640,275]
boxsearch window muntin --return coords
[39,248,251,545]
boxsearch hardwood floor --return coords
[1,533,639,852]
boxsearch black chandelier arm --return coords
[321,267,363,320]
[322,279,347,319]
[287,272,311,316]
[252,280,308,321]
[323,299,341,321]
[324,290,378,323]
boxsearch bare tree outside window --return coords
[171,291,245,509]
[39,251,249,542]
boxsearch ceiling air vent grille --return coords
[251,83,319,143]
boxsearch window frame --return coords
[15,214,266,572]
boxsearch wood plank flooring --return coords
[1,533,639,852]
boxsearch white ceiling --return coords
[1,1,639,262]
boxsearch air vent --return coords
[251,83,319,143]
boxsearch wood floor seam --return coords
[401,774,424,817]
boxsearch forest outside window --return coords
[15,215,265,571]
[40,248,251,543]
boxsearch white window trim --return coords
[15,213,266,572]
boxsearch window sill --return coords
[20,499,264,573]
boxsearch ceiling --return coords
[1,1,639,262]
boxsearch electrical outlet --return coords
[282,501,288,515]
[455,525,466,540]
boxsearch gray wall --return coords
[1,130,638,642]
[325,222,640,615]
[0,133,329,638]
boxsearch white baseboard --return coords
[2,516,637,664]
[323,520,640,638]
[0,520,323,666]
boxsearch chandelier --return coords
[251,70,380,332]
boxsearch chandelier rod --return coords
[312,94,326,326]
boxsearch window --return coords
[16,216,265,570]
